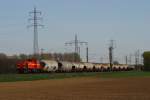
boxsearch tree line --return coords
[19,52,81,62]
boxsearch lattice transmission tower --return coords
[28,7,44,58]
[65,34,88,62]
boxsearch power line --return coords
[28,7,44,58]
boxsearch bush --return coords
[0,53,18,74]
[143,51,150,71]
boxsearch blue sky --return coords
[0,0,150,63]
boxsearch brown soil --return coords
[0,77,150,100]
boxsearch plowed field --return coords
[0,77,150,100]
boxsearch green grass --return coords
[0,71,150,82]
[0,72,99,82]
[98,71,150,78]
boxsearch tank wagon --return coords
[17,59,134,73]
[40,60,58,72]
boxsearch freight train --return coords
[17,59,134,73]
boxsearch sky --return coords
[0,0,150,63]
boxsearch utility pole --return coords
[86,47,89,62]
[78,47,80,57]
[40,48,44,59]
[28,7,44,59]
[109,40,115,71]
[125,56,128,64]
[65,34,88,62]
[129,54,132,65]
[135,50,140,70]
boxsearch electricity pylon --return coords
[28,7,44,59]
[65,34,88,62]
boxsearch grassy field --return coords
[0,71,150,82]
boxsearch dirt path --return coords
[0,77,150,100]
